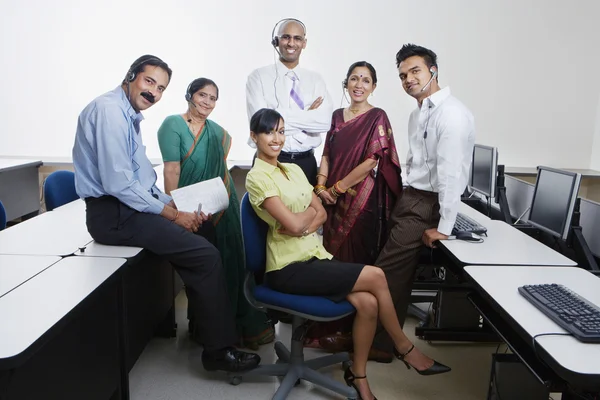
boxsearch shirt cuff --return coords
[155,191,172,205]
[148,198,167,215]
[437,217,455,236]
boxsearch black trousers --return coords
[252,151,318,186]
[85,196,237,352]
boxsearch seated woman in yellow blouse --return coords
[245,108,451,400]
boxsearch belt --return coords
[407,186,438,197]
[279,149,314,160]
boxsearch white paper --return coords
[170,177,229,215]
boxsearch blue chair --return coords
[43,170,78,211]
[0,200,6,230]
[235,193,357,400]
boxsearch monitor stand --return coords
[495,165,512,224]
[568,198,599,271]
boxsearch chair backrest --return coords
[43,170,78,211]
[240,192,269,276]
[0,200,6,231]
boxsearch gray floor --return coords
[129,292,516,400]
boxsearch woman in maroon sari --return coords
[309,61,403,361]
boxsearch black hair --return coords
[395,44,438,69]
[250,108,284,134]
[343,61,377,88]
[125,54,173,83]
[187,77,219,100]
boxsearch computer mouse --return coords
[455,231,483,242]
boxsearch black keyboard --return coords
[452,212,487,235]
[518,284,600,343]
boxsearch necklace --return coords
[348,105,372,116]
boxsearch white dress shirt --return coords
[405,87,475,235]
[245,60,333,153]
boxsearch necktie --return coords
[289,73,304,110]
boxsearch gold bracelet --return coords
[329,186,340,198]
[334,181,347,194]
[315,188,326,196]
[313,185,326,193]
[316,173,328,179]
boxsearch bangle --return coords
[316,173,328,180]
[171,210,179,222]
[334,181,347,194]
[313,184,326,193]
[329,185,340,198]
[315,188,326,196]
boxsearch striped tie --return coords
[289,74,304,109]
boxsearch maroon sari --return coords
[322,108,402,264]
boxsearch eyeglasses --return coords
[196,91,218,103]
[278,34,305,43]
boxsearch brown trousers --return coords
[372,186,440,353]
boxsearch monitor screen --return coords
[470,145,497,198]
[528,167,581,239]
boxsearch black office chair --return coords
[236,193,357,399]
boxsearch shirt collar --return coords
[253,157,289,174]
[423,86,451,108]
[115,85,145,124]
[276,60,301,80]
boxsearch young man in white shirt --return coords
[245,18,333,186]
[371,44,475,357]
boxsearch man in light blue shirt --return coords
[72,54,260,373]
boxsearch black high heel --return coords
[343,367,377,400]
[393,344,451,376]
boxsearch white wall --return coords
[1,0,599,168]
[591,93,600,171]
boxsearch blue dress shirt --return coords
[72,86,171,214]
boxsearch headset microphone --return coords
[420,69,438,92]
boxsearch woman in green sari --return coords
[157,78,274,349]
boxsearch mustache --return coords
[140,92,155,103]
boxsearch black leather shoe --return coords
[202,347,261,373]
[393,345,451,376]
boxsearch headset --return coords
[185,81,194,103]
[422,66,437,191]
[270,18,306,110]
[271,18,306,48]
[124,55,164,83]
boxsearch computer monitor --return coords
[527,166,581,241]
[469,144,498,198]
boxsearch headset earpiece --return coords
[342,79,348,89]
[271,37,279,47]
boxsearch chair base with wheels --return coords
[230,311,356,400]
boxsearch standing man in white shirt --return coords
[371,44,475,357]
[246,18,333,186]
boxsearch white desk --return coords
[0,255,60,297]
[0,158,43,221]
[441,215,576,267]
[0,256,125,361]
[465,265,600,378]
[0,203,92,256]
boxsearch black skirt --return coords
[265,257,365,302]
